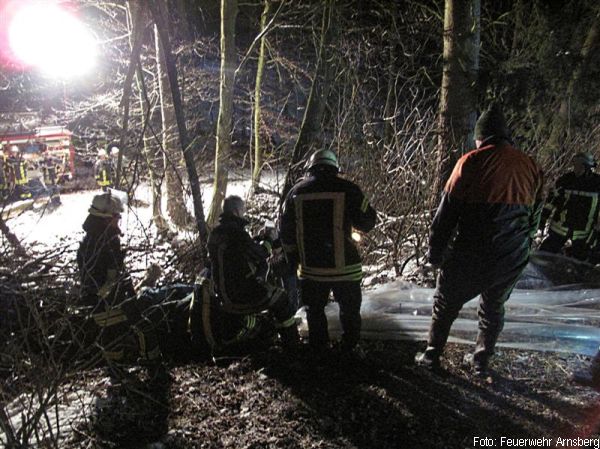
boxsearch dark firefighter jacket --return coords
[429,141,544,280]
[0,155,6,188]
[208,213,274,313]
[541,171,600,240]
[280,170,377,282]
[94,159,113,187]
[9,157,28,185]
[77,214,134,308]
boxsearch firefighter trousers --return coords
[300,279,362,351]
[92,296,162,363]
[425,254,523,365]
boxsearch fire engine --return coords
[0,126,76,180]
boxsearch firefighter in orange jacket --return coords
[280,150,377,357]
[415,104,544,376]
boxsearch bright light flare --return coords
[8,2,97,79]
[351,231,362,243]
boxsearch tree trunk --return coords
[251,0,271,193]
[150,0,209,256]
[0,215,26,257]
[281,0,337,203]
[432,0,480,202]
[154,22,194,228]
[116,0,146,190]
[547,8,600,154]
[207,0,238,228]
[136,61,169,234]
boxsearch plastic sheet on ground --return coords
[298,252,600,356]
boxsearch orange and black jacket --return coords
[280,169,377,282]
[541,171,600,240]
[429,141,544,272]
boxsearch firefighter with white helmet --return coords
[280,149,377,359]
[77,192,162,365]
[94,147,114,190]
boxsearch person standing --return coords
[0,146,8,201]
[415,103,544,375]
[94,148,113,190]
[77,192,161,364]
[280,149,377,358]
[42,153,61,205]
[539,152,600,261]
[8,146,31,200]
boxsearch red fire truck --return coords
[0,126,76,180]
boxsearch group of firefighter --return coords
[75,102,600,388]
[0,144,63,202]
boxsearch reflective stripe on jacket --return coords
[95,160,113,187]
[280,170,376,282]
[542,172,600,240]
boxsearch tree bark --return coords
[547,8,600,154]
[136,61,169,234]
[207,0,238,228]
[281,0,337,203]
[0,215,26,257]
[116,0,146,189]
[251,0,271,192]
[154,23,194,228]
[432,0,480,202]
[149,0,209,256]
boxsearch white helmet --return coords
[110,146,120,155]
[98,148,107,157]
[11,145,19,153]
[89,192,124,217]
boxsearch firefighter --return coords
[94,148,113,190]
[77,192,162,365]
[42,153,61,205]
[7,146,31,200]
[0,146,7,200]
[207,195,299,352]
[280,150,377,358]
[415,104,544,376]
[538,152,600,261]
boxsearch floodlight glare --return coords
[8,2,97,79]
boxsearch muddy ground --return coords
[60,340,600,449]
